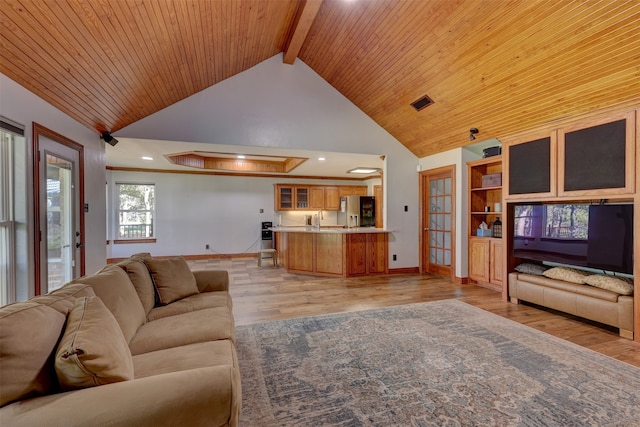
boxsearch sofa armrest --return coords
[193,270,229,293]
[0,366,241,427]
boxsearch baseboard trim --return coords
[454,276,470,284]
[107,252,257,264]
[388,267,420,274]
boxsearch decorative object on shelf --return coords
[484,206,491,212]
[491,218,502,238]
[477,221,492,237]
[482,173,502,188]
[494,202,502,213]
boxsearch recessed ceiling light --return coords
[237,155,246,159]
[141,156,153,161]
[347,167,379,174]
[318,157,326,161]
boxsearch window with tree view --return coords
[117,183,155,239]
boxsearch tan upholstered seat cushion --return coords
[117,259,156,315]
[542,266,590,284]
[147,291,232,321]
[584,274,634,296]
[144,256,199,305]
[55,296,134,391]
[129,307,235,355]
[73,265,146,343]
[0,302,66,407]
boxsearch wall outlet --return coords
[205,244,210,250]
[259,208,264,213]
[404,205,408,212]
[393,254,397,261]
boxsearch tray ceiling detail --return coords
[166,151,307,174]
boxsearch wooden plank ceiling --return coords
[1,0,639,158]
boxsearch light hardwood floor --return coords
[189,257,640,368]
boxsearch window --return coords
[116,183,155,239]
[1,117,26,304]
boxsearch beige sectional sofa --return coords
[509,271,634,339]
[0,254,241,426]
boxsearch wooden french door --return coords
[420,165,455,279]
[33,123,85,295]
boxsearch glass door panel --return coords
[422,166,455,278]
[45,153,74,291]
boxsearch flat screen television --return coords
[513,203,633,274]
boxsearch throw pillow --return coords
[55,296,134,391]
[0,302,66,406]
[144,256,199,305]
[583,275,634,296]
[72,265,147,344]
[542,266,590,284]
[514,263,550,276]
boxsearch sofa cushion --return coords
[193,269,230,293]
[133,340,238,379]
[55,296,134,391]
[542,266,590,284]
[29,283,96,315]
[129,307,235,355]
[73,265,146,343]
[144,256,199,305]
[0,302,66,407]
[117,259,156,315]
[147,291,232,321]
[584,274,634,296]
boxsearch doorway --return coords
[33,123,85,294]
[420,165,455,279]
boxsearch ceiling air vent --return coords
[411,95,434,111]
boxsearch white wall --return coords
[418,147,482,279]
[0,74,107,295]
[118,54,420,268]
[108,171,378,258]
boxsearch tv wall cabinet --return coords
[500,107,638,342]
[504,110,636,201]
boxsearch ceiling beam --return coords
[283,0,323,65]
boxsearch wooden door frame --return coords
[419,165,456,280]
[33,122,85,295]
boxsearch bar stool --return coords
[258,248,277,267]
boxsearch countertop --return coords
[270,226,391,234]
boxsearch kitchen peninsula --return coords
[272,227,390,277]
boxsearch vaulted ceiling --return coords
[1,0,639,158]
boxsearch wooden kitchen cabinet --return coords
[309,187,325,210]
[339,186,368,197]
[275,185,294,210]
[275,184,368,211]
[346,233,388,276]
[324,186,340,210]
[295,187,309,209]
[274,230,388,277]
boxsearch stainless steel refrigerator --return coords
[337,196,375,228]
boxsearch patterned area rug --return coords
[236,300,640,426]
